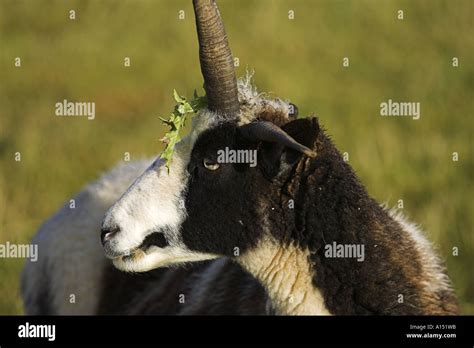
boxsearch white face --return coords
[101,113,220,272]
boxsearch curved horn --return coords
[193,0,240,116]
[240,121,317,158]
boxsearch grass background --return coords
[0,0,472,314]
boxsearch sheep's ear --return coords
[281,117,319,161]
[259,117,320,178]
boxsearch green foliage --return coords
[159,90,207,170]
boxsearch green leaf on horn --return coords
[159,90,207,171]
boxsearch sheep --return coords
[22,0,458,315]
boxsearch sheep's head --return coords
[100,0,319,272]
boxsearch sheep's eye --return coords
[203,159,220,171]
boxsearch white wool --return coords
[194,73,293,125]
[21,159,153,314]
[236,72,292,124]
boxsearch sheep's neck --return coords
[237,238,331,315]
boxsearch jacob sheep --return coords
[21,0,458,315]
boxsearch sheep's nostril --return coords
[100,226,120,245]
[103,231,115,242]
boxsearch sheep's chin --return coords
[111,245,220,273]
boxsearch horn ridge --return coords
[193,0,240,117]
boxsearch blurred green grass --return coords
[0,0,472,314]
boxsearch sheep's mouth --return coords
[121,232,168,262]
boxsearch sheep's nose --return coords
[100,226,120,245]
